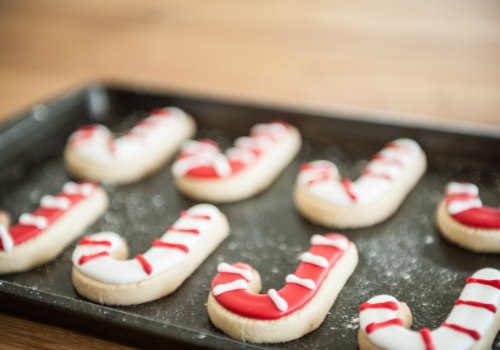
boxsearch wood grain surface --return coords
[0,0,499,125]
[0,0,499,349]
[0,313,137,350]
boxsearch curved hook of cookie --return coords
[72,204,229,305]
[0,182,108,274]
[437,182,500,253]
[294,138,427,228]
[64,107,196,185]
[207,234,358,343]
[358,268,500,350]
[171,121,302,203]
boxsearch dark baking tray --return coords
[0,83,500,350]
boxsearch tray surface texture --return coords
[0,84,499,349]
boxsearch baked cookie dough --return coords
[358,268,500,350]
[294,138,426,228]
[437,182,500,253]
[72,204,229,305]
[172,121,301,203]
[207,234,358,343]
[0,182,108,274]
[65,107,196,185]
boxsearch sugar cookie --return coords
[172,121,301,203]
[65,107,196,185]
[0,210,10,227]
[207,234,358,343]
[72,204,229,305]
[0,182,108,274]
[437,182,500,253]
[294,139,426,228]
[359,268,500,350]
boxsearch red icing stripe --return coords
[168,227,200,234]
[371,154,404,167]
[342,179,357,201]
[211,233,349,320]
[181,121,289,179]
[452,207,500,229]
[196,139,219,148]
[365,318,404,334]
[307,171,331,186]
[385,143,413,152]
[185,161,245,178]
[70,126,101,148]
[79,237,112,247]
[153,239,189,253]
[466,277,500,290]
[136,118,162,127]
[79,251,109,265]
[419,328,435,350]
[446,193,477,203]
[0,184,94,251]
[180,210,211,220]
[361,170,392,181]
[150,108,173,116]
[300,162,316,171]
[442,323,480,341]
[360,301,399,311]
[136,254,153,275]
[455,300,497,313]
[446,185,500,229]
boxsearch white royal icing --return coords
[68,107,187,164]
[310,234,349,251]
[445,182,483,215]
[298,139,421,206]
[0,224,13,253]
[63,181,95,197]
[448,198,483,215]
[40,195,71,210]
[300,252,328,268]
[285,274,316,290]
[72,204,220,284]
[268,288,288,312]
[217,262,254,281]
[359,268,500,350]
[19,214,48,229]
[213,279,248,296]
[446,182,479,196]
[172,122,289,179]
[250,122,288,139]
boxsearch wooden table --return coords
[0,0,499,348]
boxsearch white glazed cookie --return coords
[207,234,358,343]
[358,268,500,350]
[172,121,301,203]
[294,139,426,228]
[72,204,229,305]
[437,182,500,253]
[0,182,108,274]
[65,107,196,185]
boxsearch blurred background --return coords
[0,0,499,126]
[0,0,499,349]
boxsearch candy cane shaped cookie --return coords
[0,182,108,274]
[436,182,500,253]
[172,121,301,202]
[358,268,500,350]
[72,204,229,305]
[294,139,426,228]
[65,107,196,185]
[207,234,358,343]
